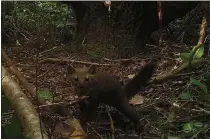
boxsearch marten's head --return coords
[67,65,97,87]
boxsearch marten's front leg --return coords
[80,98,99,122]
[79,100,88,120]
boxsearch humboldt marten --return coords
[67,62,156,131]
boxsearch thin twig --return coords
[38,46,57,57]
[157,1,163,47]
[175,71,203,76]
[195,106,210,115]
[37,64,56,78]
[20,33,30,41]
[174,113,209,124]
[103,58,133,62]
[106,107,115,139]
[145,44,158,48]
[86,122,103,139]
[39,58,115,66]
[38,96,89,108]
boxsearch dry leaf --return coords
[148,88,154,93]
[17,67,22,71]
[55,121,74,137]
[55,118,86,139]
[128,74,135,79]
[129,94,145,106]
[172,65,178,70]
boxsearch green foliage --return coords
[178,76,210,101]
[180,52,191,62]
[191,79,208,94]
[2,89,25,139]
[180,44,204,63]
[2,1,75,45]
[183,122,194,133]
[182,121,209,137]
[203,72,210,82]
[190,44,204,59]
[176,74,210,138]
[202,72,210,90]
[167,137,180,139]
[178,92,192,100]
[37,88,53,102]
[191,78,210,101]
[3,114,24,139]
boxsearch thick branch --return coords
[2,66,49,139]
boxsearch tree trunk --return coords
[64,1,199,57]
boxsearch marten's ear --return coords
[67,65,76,74]
[88,65,97,74]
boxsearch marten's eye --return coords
[85,76,89,81]
[74,76,78,81]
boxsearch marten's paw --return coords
[134,121,146,134]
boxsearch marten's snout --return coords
[74,75,90,88]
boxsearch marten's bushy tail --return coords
[124,62,157,99]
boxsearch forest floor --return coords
[2,16,210,139]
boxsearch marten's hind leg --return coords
[115,98,143,132]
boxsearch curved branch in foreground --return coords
[2,66,49,139]
[150,58,205,84]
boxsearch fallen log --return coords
[2,66,49,139]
